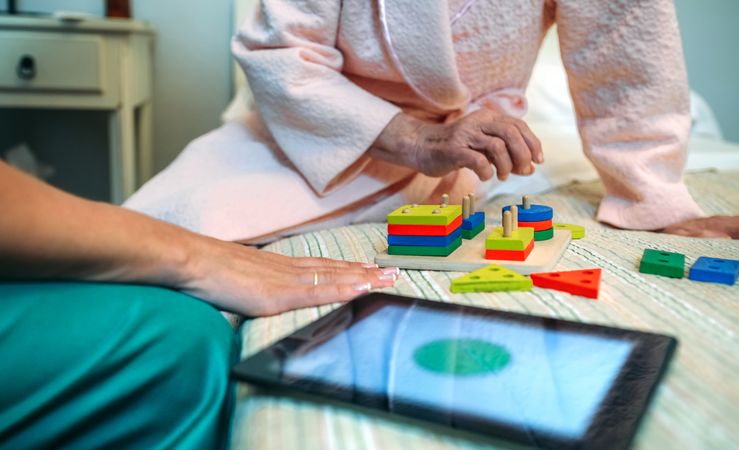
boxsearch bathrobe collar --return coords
[378,0,471,111]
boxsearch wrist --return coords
[370,113,429,165]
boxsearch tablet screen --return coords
[283,303,633,441]
[233,294,676,449]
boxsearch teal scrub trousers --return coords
[0,282,241,449]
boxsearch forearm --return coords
[0,162,193,285]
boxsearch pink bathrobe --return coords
[125,0,703,242]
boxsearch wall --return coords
[7,0,738,191]
[15,0,234,173]
[675,0,739,143]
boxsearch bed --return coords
[229,171,738,450]
[226,3,739,449]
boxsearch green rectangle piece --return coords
[462,222,484,240]
[388,204,462,225]
[388,237,462,256]
[485,227,534,250]
[639,249,685,278]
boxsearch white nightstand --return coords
[0,15,154,204]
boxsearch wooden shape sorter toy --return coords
[451,264,533,293]
[530,268,602,299]
[485,208,534,260]
[639,249,685,279]
[386,195,463,257]
[503,195,554,241]
[376,195,572,274]
[461,193,485,240]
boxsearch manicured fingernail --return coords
[363,263,379,268]
[353,282,372,292]
[379,274,397,282]
[522,166,531,175]
[381,267,400,276]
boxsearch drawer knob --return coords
[17,55,37,81]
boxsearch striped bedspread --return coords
[231,171,739,450]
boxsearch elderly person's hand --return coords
[661,215,739,239]
[370,109,543,182]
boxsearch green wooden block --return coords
[451,264,533,293]
[639,249,685,278]
[389,237,462,256]
[462,222,484,240]
[388,204,462,225]
[534,228,554,241]
[553,223,585,239]
[485,227,534,250]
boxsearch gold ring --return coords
[313,272,319,286]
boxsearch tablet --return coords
[232,293,676,450]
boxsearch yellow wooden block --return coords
[553,223,585,240]
[388,204,462,226]
[485,226,534,251]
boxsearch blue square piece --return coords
[462,211,485,230]
[689,256,739,286]
[388,227,462,247]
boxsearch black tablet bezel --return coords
[232,293,677,450]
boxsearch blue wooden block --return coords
[689,256,738,286]
[388,227,462,247]
[462,211,485,230]
[503,204,553,222]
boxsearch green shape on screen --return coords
[413,339,511,376]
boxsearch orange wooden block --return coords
[388,216,462,236]
[518,219,552,232]
[530,268,602,299]
[485,239,534,261]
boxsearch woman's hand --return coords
[370,109,543,181]
[661,215,739,239]
[0,161,397,318]
[179,236,398,316]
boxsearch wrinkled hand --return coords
[661,215,739,239]
[371,110,543,181]
[179,237,398,316]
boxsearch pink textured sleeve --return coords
[556,0,703,230]
[233,0,401,195]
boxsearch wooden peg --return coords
[469,193,476,213]
[432,208,441,214]
[462,195,470,219]
[503,211,512,237]
[441,194,449,207]
[510,205,518,231]
[402,208,410,214]
[522,195,531,209]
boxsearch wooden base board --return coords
[375,228,571,274]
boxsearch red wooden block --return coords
[485,239,534,261]
[530,268,602,299]
[518,219,553,232]
[388,216,463,236]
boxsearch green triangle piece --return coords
[451,264,533,293]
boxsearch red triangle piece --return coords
[530,268,602,299]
